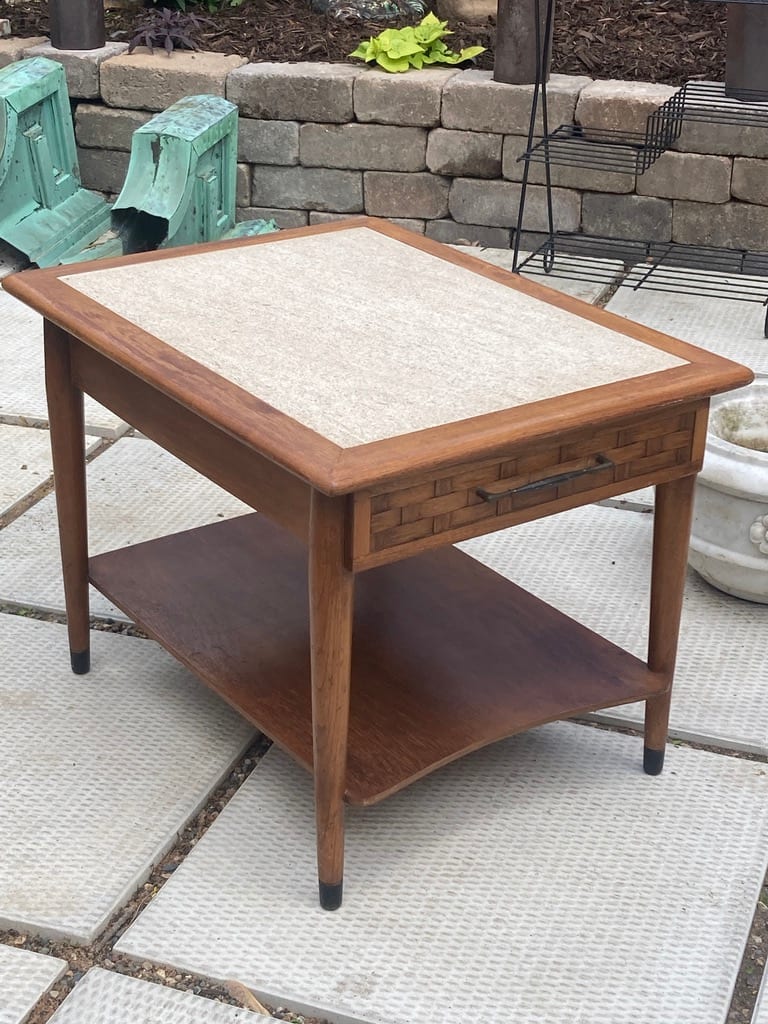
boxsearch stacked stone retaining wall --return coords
[2,38,768,251]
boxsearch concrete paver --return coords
[0,945,66,1024]
[463,503,768,754]
[605,280,768,372]
[47,969,278,1024]
[0,613,254,943]
[451,245,624,304]
[115,728,768,1024]
[0,289,129,438]
[0,424,53,518]
[0,436,250,618]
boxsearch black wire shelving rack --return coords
[511,0,768,336]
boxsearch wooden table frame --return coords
[4,219,753,910]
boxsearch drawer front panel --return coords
[356,403,704,565]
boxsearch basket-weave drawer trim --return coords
[368,407,696,554]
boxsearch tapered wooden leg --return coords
[309,489,353,910]
[44,322,90,674]
[644,474,697,775]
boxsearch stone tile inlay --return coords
[605,280,768,373]
[0,424,53,518]
[0,289,128,437]
[0,944,66,1024]
[47,969,280,1024]
[0,437,250,618]
[0,614,254,943]
[463,504,768,753]
[116,730,768,1024]
[61,227,684,448]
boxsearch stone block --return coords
[582,193,672,241]
[575,79,678,135]
[75,104,152,151]
[636,151,732,203]
[228,62,358,123]
[23,40,127,99]
[236,163,250,207]
[385,217,426,234]
[673,83,768,158]
[0,19,10,36]
[251,165,363,212]
[238,118,299,165]
[442,71,590,135]
[449,177,580,231]
[364,171,449,219]
[236,207,308,228]
[674,123,768,159]
[101,48,246,112]
[0,36,46,68]
[309,212,425,234]
[426,128,502,178]
[673,200,768,250]
[76,147,130,195]
[354,67,458,127]
[300,123,426,171]
[731,159,768,206]
[437,0,494,20]
[425,219,511,248]
[501,135,634,193]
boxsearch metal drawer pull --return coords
[476,454,614,503]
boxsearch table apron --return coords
[70,338,311,543]
[351,399,709,570]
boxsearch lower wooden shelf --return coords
[89,513,665,805]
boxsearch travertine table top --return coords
[62,226,686,448]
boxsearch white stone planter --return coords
[689,373,768,604]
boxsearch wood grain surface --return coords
[89,512,668,805]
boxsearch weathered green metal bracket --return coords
[1,67,276,268]
[107,95,276,256]
[0,57,117,266]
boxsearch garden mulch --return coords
[1,0,727,86]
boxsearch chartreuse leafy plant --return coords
[349,12,485,72]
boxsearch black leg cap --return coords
[70,649,90,675]
[643,745,665,776]
[319,881,343,911]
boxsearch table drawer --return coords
[352,401,707,569]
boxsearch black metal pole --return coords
[725,3,768,99]
[49,0,105,50]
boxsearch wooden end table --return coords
[4,219,752,909]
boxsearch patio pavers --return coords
[604,280,768,372]
[0,288,129,438]
[0,944,66,1024]
[46,969,278,1024]
[451,245,624,304]
[463,503,768,754]
[0,613,254,943]
[0,424,53,518]
[0,436,250,618]
[114,726,768,1024]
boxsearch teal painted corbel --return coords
[109,94,277,253]
[0,57,117,266]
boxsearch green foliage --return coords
[349,12,485,72]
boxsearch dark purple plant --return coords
[129,7,212,55]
